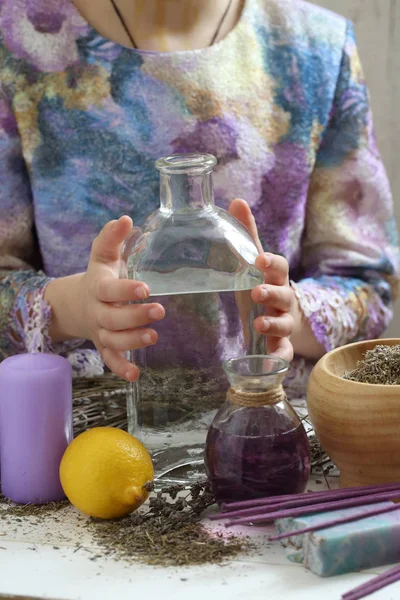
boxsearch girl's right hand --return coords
[78,216,165,381]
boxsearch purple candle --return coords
[0,353,73,504]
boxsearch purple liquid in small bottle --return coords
[205,410,310,505]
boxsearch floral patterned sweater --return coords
[0,0,398,389]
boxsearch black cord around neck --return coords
[209,0,233,46]
[110,0,234,50]
[110,0,137,48]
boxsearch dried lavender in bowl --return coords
[343,345,400,385]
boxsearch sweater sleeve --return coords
[0,79,59,358]
[291,21,400,352]
[0,73,89,359]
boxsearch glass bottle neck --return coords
[159,170,214,213]
[224,356,289,393]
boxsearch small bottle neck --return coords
[223,356,289,394]
[159,170,214,213]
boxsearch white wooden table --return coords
[1,394,398,600]
[0,468,399,600]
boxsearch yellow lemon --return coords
[60,427,154,519]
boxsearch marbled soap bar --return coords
[275,502,400,576]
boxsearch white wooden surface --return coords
[310,0,400,336]
[1,472,399,600]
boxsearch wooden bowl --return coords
[307,338,400,488]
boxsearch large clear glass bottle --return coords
[121,154,266,483]
[205,356,311,504]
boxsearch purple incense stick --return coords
[223,490,400,527]
[221,481,400,512]
[210,485,400,521]
[342,564,400,600]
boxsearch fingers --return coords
[266,337,294,363]
[256,253,289,286]
[97,302,165,331]
[95,295,164,380]
[254,313,294,338]
[228,198,263,253]
[252,284,293,312]
[101,346,140,382]
[96,278,150,303]
[252,252,293,364]
[91,216,133,263]
[99,327,158,352]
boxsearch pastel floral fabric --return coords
[0,0,398,382]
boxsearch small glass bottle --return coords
[205,355,310,505]
[121,154,265,484]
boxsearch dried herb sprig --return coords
[343,344,400,385]
[309,434,328,466]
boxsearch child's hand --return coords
[251,252,295,362]
[229,199,295,363]
[80,216,165,381]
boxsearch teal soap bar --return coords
[274,515,305,563]
[276,502,400,576]
[273,506,390,564]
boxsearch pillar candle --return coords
[0,353,73,504]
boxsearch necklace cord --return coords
[209,0,234,46]
[110,0,137,48]
[109,0,234,50]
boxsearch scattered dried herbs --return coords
[88,480,251,566]
[343,344,400,385]
[0,493,68,518]
[0,482,251,567]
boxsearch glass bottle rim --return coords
[155,153,217,175]
[224,355,290,378]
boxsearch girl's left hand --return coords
[229,199,296,363]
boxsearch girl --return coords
[0,0,398,396]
